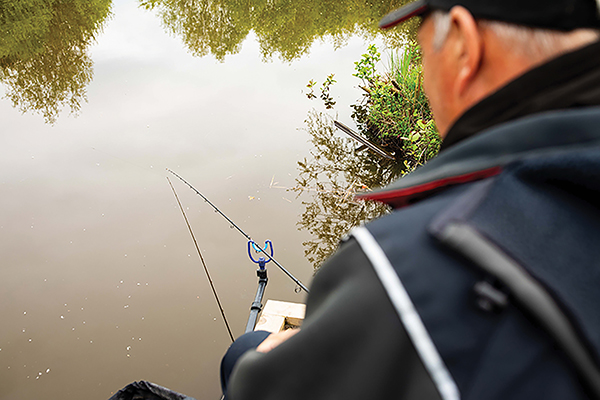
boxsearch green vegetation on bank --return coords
[296,42,440,270]
[352,43,440,173]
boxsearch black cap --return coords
[379,0,600,31]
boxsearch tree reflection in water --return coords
[292,111,404,270]
[0,0,112,123]
[139,0,417,61]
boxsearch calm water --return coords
[0,1,396,398]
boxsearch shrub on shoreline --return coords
[352,43,440,173]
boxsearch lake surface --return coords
[0,1,399,398]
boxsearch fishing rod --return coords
[167,177,235,343]
[166,169,309,293]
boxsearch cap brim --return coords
[379,0,429,29]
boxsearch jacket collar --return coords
[357,107,600,208]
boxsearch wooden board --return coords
[254,300,306,333]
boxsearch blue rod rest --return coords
[248,240,273,268]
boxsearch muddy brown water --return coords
[0,1,391,398]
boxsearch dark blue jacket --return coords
[361,105,600,400]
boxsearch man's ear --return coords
[447,6,483,98]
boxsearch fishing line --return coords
[167,168,309,293]
[167,177,235,343]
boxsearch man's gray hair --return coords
[431,10,600,59]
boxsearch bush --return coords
[352,43,440,173]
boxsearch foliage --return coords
[352,42,440,173]
[292,111,395,268]
[0,0,112,123]
[139,0,420,62]
[353,44,380,83]
[298,42,440,270]
[140,0,251,60]
[306,74,336,109]
[0,0,53,61]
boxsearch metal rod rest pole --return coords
[245,266,268,333]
